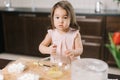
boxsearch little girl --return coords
[39,1,83,64]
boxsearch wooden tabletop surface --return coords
[0,58,120,80]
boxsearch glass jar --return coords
[71,58,108,80]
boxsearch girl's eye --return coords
[64,16,68,19]
[56,17,59,19]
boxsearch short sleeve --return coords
[74,30,80,39]
[47,29,53,37]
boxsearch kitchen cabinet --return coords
[2,13,106,59]
[104,16,120,66]
[106,16,120,32]
[2,12,50,57]
[1,13,108,60]
[0,13,4,52]
[76,16,105,59]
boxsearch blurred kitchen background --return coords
[0,0,119,10]
[0,0,120,75]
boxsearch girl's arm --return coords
[74,32,83,56]
[65,32,83,57]
[39,33,52,54]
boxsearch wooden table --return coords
[0,58,120,80]
[1,58,70,80]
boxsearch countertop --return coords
[0,7,120,16]
[1,58,120,80]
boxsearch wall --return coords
[0,0,118,10]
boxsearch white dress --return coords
[48,28,80,64]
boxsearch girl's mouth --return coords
[58,25,63,27]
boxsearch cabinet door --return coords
[0,13,4,52]
[2,13,50,57]
[81,36,103,59]
[76,16,105,59]
[105,16,120,65]
[106,16,120,32]
[22,13,50,57]
[2,13,26,54]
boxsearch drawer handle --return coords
[82,40,100,46]
[77,18,101,22]
[18,14,36,17]
[76,16,86,19]
[83,42,100,46]
[82,35,102,39]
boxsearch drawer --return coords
[106,16,120,32]
[106,23,120,32]
[81,45,101,59]
[107,16,120,23]
[81,35,103,59]
[77,17,103,36]
[81,35,103,46]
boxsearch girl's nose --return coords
[59,18,63,23]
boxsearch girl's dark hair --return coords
[49,1,80,30]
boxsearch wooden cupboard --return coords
[0,13,4,52]
[2,13,106,59]
[2,12,50,57]
[76,16,105,59]
[1,12,120,66]
[104,16,120,66]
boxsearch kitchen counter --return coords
[0,7,120,16]
[0,7,51,14]
[1,58,120,80]
[2,58,70,80]
[75,9,120,16]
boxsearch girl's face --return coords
[53,7,70,33]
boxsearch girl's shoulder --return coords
[48,29,55,33]
[48,29,56,36]
[69,28,80,38]
[69,28,79,33]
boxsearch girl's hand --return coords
[65,50,74,58]
[49,44,57,55]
